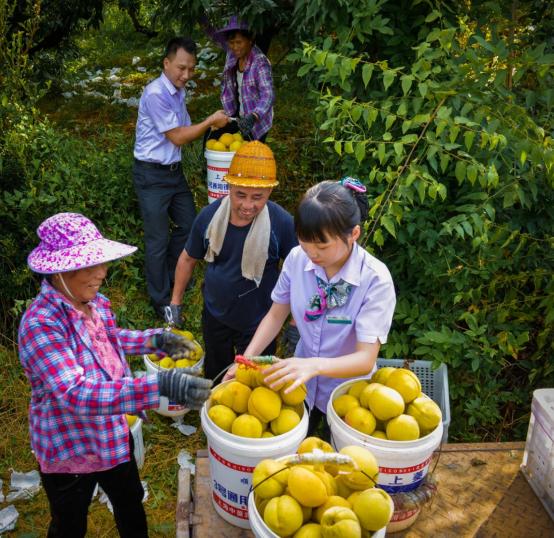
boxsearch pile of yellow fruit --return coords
[332,367,442,441]
[146,329,204,369]
[207,364,307,438]
[206,132,245,152]
[252,437,393,537]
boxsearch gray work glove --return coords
[163,304,183,328]
[151,331,195,359]
[236,113,256,140]
[158,368,213,409]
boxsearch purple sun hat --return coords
[27,213,137,274]
[211,15,250,48]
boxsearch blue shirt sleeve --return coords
[185,204,218,258]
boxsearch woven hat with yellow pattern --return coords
[224,141,278,188]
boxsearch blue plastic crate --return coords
[376,358,450,443]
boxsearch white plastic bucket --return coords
[387,506,421,534]
[130,417,145,469]
[200,383,309,529]
[143,350,204,418]
[205,149,235,204]
[327,380,443,494]
[247,482,386,538]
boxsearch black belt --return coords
[134,159,181,171]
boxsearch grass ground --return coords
[0,6,339,536]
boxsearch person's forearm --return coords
[244,303,290,356]
[171,251,197,304]
[315,344,380,379]
[167,118,214,146]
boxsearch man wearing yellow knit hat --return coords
[169,142,297,380]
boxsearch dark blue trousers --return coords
[132,160,196,309]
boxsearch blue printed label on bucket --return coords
[378,455,432,493]
[207,164,230,203]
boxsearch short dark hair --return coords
[225,29,253,41]
[295,181,369,244]
[165,37,197,59]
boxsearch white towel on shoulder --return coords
[204,196,270,287]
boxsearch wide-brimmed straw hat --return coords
[224,141,278,188]
[27,212,137,274]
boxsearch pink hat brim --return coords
[27,237,137,274]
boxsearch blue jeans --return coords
[133,159,196,308]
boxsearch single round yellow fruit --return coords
[352,487,394,531]
[367,386,405,421]
[320,506,361,538]
[159,357,175,369]
[294,522,321,537]
[288,467,328,507]
[344,406,376,435]
[212,140,227,151]
[264,495,304,537]
[231,413,263,438]
[315,470,338,496]
[313,495,352,523]
[219,133,235,147]
[210,384,226,405]
[220,381,252,414]
[248,386,282,422]
[271,408,301,435]
[208,404,237,433]
[332,394,360,417]
[175,358,195,368]
[229,140,242,152]
[335,475,355,499]
[280,383,307,406]
[172,328,194,341]
[297,437,334,454]
[370,366,396,385]
[206,139,217,150]
[346,490,363,506]
[370,430,388,440]
[126,414,138,427]
[262,431,275,438]
[386,414,420,441]
[385,368,422,403]
[234,364,259,387]
[347,380,368,399]
[147,353,160,362]
[339,446,379,491]
[253,459,289,499]
[407,395,442,431]
[358,383,383,408]
[232,132,243,141]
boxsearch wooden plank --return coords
[176,467,191,538]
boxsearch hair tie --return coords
[339,176,366,193]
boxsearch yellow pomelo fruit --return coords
[280,383,307,406]
[126,414,138,427]
[320,506,361,538]
[232,132,243,141]
[248,386,282,422]
[367,386,405,421]
[370,430,388,440]
[220,381,252,414]
[344,407,376,435]
[288,467,329,507]
[208,404,236,433]
[385,368,422,403]
[339,446,379,491]
[294,522,321,537]
[347,380,368,399]
[210,384,225,405]
[229,140,242,152]
[147,353,160,362]
[219,133,235,147]
[358,383,383,408]
[264,495,304,537]
[234,364,259,387]
[231,414,263,438]
[386,414,420,441]
[370,366,396,385]
[159,357,175,369]
[212,140,228,151]
[262,431,275,438]
[252,459,289,499]
[206,139,217,150]
[312,496,351,523]
[352,488,394,531]
[332,394,360,417]
[270,408,301,435]
[407,395,442,431]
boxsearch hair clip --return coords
[339,176,366,193]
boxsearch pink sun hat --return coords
[27,213,137,274]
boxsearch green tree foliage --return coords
[290,1,554,439]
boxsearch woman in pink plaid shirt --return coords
[18,212,212,538]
